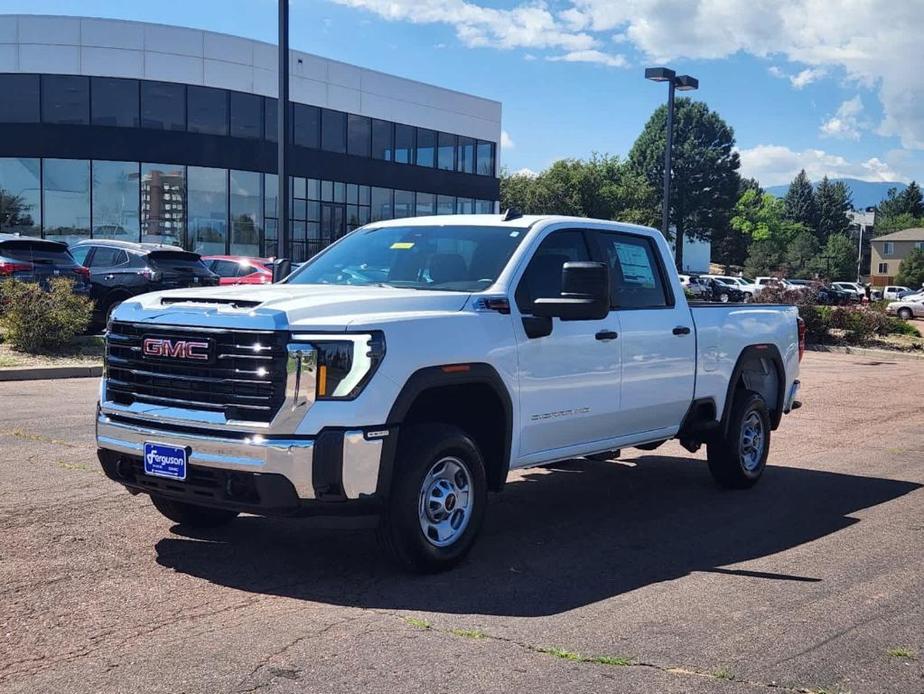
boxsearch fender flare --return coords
[721,344,787,434]
[382,363,514,493]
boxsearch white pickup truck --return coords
[96,214,803,572]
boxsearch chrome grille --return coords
[105,321,288,423]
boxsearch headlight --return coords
[290,332,385,400]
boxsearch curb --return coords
[807,344,924,361]
[0,365,103,381]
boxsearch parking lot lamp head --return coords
[675,75,699,91]
[644,67,676,83]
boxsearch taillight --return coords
[140,267,161,281]
[73,266,90,279]
[0,259,32,275]
[797,316,806,362]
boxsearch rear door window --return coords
[597,232,671,309]
[89,247,129,268]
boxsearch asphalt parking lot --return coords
[1,351,922,694]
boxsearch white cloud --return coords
[738,144,906,187]
[501,129,515,150]
[820,96,865,140]
[511,167,538,177]
[789,67,826,90]
[330,0,924,149]
[547,49,627,68]
[768,65,784,79]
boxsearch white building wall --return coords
[0,14,502,144]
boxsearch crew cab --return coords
[95,215,803,572]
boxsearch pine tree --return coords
[815,176,852,243]
[783,170,817,232]
[897,181,923,218]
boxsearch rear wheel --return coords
[377,424,487,573]
[898,307,913,320]
[707,390,770,489]
[150,495,238,528]
[719,292,730,303]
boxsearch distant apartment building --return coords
[869,228,924,286]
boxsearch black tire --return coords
[150,495,238,528]
[707,390,770,489]
[377,423,487,573]
[719,292,730,303]
[898,308,913,321]
[104,294,129,324]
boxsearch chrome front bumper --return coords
[96,411,386,502]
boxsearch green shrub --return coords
[883,317,922,337]
[0,278,93,353]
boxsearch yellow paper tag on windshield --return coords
[390,242,415,250]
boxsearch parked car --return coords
[203,256,273,285]
[677,273,709,298]
[887,296,924,320]
[755,277,806,293]
[830,281,864,302]
[699,277,748,303]
[0,234,91,295]
[704,274,759,298]
[883,285,913,301]
[70,240,219,324]
[816,284,854,305]
[96,214,803,573]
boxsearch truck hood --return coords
[115,283,472,331]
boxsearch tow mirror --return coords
[272,258,292,283]
[532,261,610,321]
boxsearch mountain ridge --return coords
[765,178,907,210]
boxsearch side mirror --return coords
[272,258,292,283]
[532,261,610,321]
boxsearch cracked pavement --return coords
[0,351,922,693]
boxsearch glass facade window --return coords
[141,163,186,246]
[321,109,347,153]
[187,86,228,136]
[457,137,475,174]
[394,190,414,218]
[371,119,393,161]
[230,92,263,139]
[264,172,278,220]
[347,115,371,158]
[0,75,40,123]
[416,129,436,167]
[415,192,435,217]
[0,158,41,235]
[476,140,495,176]
[188,166,228,254]
[92,160,140,240]
[42,158,90,244]
[141,81,186,131]
[437,132,456,171]
[456,197,474,214]
[437,194,456,215]
[230,169,262,257]
[91,77,140,128]
[475,199,495,214]
[294,103,320,148]
[42,75,90,125]
[394,124,415,164]
[371,187,393,222]
[333,181,346,204]
[264,98,278,142]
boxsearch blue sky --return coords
[2,0,921,188]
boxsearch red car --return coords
[202,256,273,285]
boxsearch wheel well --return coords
[731,352,783,429]
[402,383,509,492]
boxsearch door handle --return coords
[672,326,691,335]
[595,330,619,341]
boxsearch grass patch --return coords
[538,647,633,666]
[887,647,916,660]
[449,628,486,640]
[712,667,735,681]
[403,617,431,630]
[58,462,92,472]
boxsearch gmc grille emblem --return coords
[142,337,210,361]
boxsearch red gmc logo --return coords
[142,337,210,361]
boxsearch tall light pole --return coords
[276,0,290,272]
[645,67,698,271]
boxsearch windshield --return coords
[288,225,526,292]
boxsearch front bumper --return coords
[96,411,391,517]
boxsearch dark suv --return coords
[69,240,219,324]
[0,234,92,294]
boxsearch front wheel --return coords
[898,308,913,320]
[719,292,730,303]
[377,424,487,573]
[707,391,770,489]
[150,495,239,528]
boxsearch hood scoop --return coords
[160,296,263,309]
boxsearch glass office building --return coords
[0,16,501,261]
